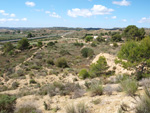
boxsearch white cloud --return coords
[45,11,61,18]
[122,19,127,22]
[49,12,61,18]
[68,8,92,17]
[25,1,35,7]
[0,18,27,23]
[138,17,150,23]
[0,18,6,22]
[91,5,114,15]
[112,0,130,6]
[0,10,17,17]
[68,5,114,17]
[45,11,50,14]
[10,13,16,17]
[112,16,117,19]
[0,10,5,13]
[21,18,27,21]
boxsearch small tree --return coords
[17,38,30,50]
[79,69,90,79]
[27,32,33,38]
[89,56,108,78]
[112,34,122,42]
[2,42,14,53]
[37,41,42,48]
[118,36,150,79]
[85,36,93,42]
[81,48,94,58]
[55,58,68,68]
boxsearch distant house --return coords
[93,36,98,39]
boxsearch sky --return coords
[0,0,150,28]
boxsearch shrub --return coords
[29,79,37,84]
[135,87,150,113]
[16,105,41,113]
[47,59,54,65]
[65,102,88,113]
[0,94,16,113]
[37,41,42,47]
[74,42,84,47]
[55,58,68,68]
[89,81,103,96]
[113,42,118,47]
[11,82,19,89]
[112,34,122,42]
[2,42,14,53]
[91,42,97,47]
[120,78,138,96]
[89,56,108,78]
[60,50,70,55]
[97,37,105,42]
[79,69,90,79]
[81,48,94,58]
[85,36,93,42]
[47,42,55,46]
[118,37,150,79]
[17,38,30,50]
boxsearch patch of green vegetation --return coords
[81,48,94,58]
[0,94,16,113]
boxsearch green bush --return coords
[16,105,40,113]
[74,42,84,47]
[91,42,97,47]
[17,38,30,50]
[60,50,70,55]
[47,42,55,46]
[2,42,14,53]
[96,37,105,42]
[29,79,37,84]
[65,102,88,113]
[81,48,94,58]
[79,69,89,79]
[113,42,118,47]
[47,59,54,65]
[0,94,16,113]
[55,58,68,68]
[118,37,150,79]
[120,78,138,96]
[85,36,93,42]
[124,25,145,40]
[37,41,42,47]
[89,81,103,96]
[89,56,108,78]
[135,87,150,113]
[112,34,122,42]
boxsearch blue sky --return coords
[0,0,150,28]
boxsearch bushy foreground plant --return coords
[65,102,88,113]
[135,87,150,113]
[0,94,16,113]
[118,36,150,79]
[89,81,103,96]
[120,78,138,96]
